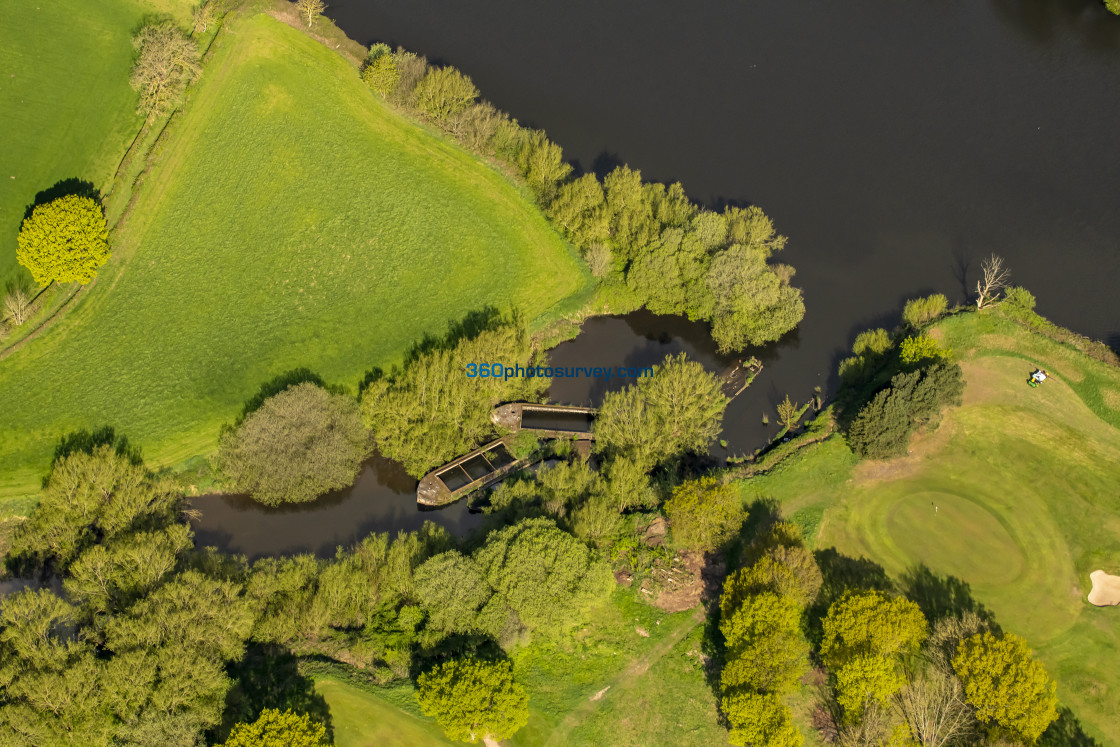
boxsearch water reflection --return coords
[190,453,485,559]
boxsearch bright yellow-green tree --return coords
[899,334,950,365]
[952,631,1058,743]
[721,690,802,747]
[17,195,110,285]
[821,590,927,720]
[221,708,329,746]
[416,658,529,743]
[664,476,744,552]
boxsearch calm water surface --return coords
[195,0,1120,557]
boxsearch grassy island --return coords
[0,12,590,504]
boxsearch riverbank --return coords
[738,310,1120,741]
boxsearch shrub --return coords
[217,382,371,505]
[2,282,34,326]
[722,691,802,747]
[361,44,399,97]
[413,67,479,124]
[447,101,504,153]
[899,333,950,365]
[388,49,429,107]
[17,195,110,285]
[902,293,948,329]
[1106,0,1119,15]
[664,477,744,552]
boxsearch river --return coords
[192,0,1120,558]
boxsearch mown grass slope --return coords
[741,312,1120,742]
[314,677,452,747]
[0,0,191,286]
[0,13,591,503]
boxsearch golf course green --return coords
[741,311,1120,741]
[0,12,591,503]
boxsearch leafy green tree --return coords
[899,334,950,365]
[847,362,964,459]
[362,43,400,96]
[296,0,326,28]
[16,195,110,285]
[1107,0,1120,14]
[821,590,928,721]
[664,477,744,552]
[706,244,804,352]
[600,455,657,512]
[217,382,371,505]
[8,445,181,573]
[721,690,803,747]
[361,320,539,477]
[414,67,479,123]
[220,708,329,747]
[416,658,529,743]
[414,551,504,637]
[473,518,613,636]
[548,173,609,249]
[952,631,1058,743]
[130,22,201,120]
[839,328,893,385]
[594,353,727,469]
[388,49,430,107]
[902,294,949,329]
[722,551,821,610]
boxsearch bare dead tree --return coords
[895,673,977,747]
[975,254,1010,309]
[2,284,32,327]
[130,22,202,121]
[192,1,218,35]
[296,0,327,28]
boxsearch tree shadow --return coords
[44,425,142,487]
[807,548,895,648]
[899,564,998,629]
[22,178,99,222]
[1040,706,1102,747]
[213,643,334,743]
[410,632,508,681]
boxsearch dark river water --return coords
[192,0,1120,558]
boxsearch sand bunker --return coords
[1087,570,1120,607]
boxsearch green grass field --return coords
[0,0,191,287]
[314,677,452,747]
[741,312,1120,742]
[0,12,591,502]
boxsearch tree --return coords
[130,22,202,120]
[975,254,1010,309]
[2,282,32,326]
[902,294,949,329]
[722,691,803,747]
[895,672,977,747]
[847,362,964,459]
[1106,0,1120,15]
[594,353,728,469]
[664,477,744,552]
[413,551,502,637]
[416,658,529,743]
[8,445,181,573]
[220,708,329,747]
[776,394,801,430]
[296,0,326,28]
[705,245,805,352]
[16,195,110,285]
[362,43,400,96]
[413,67,479,124]
[473,518,613,635]
[952,631,1058,743]
[822,591,928,721]
[217,382,371,505]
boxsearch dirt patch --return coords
[642,516,668,546]
[590,686,611,702]
[852,415,956,487]
[651,551,726,612]
[1088,570,1120,607]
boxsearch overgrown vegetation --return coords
[216,382,371,505]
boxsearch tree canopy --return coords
[416,658,529,743]
[664,477,744,552]
[217,382,371,505]
[16,195,110,285]
[594,353,727,469]
[952,631,1058,743]
[220,708,329,747]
